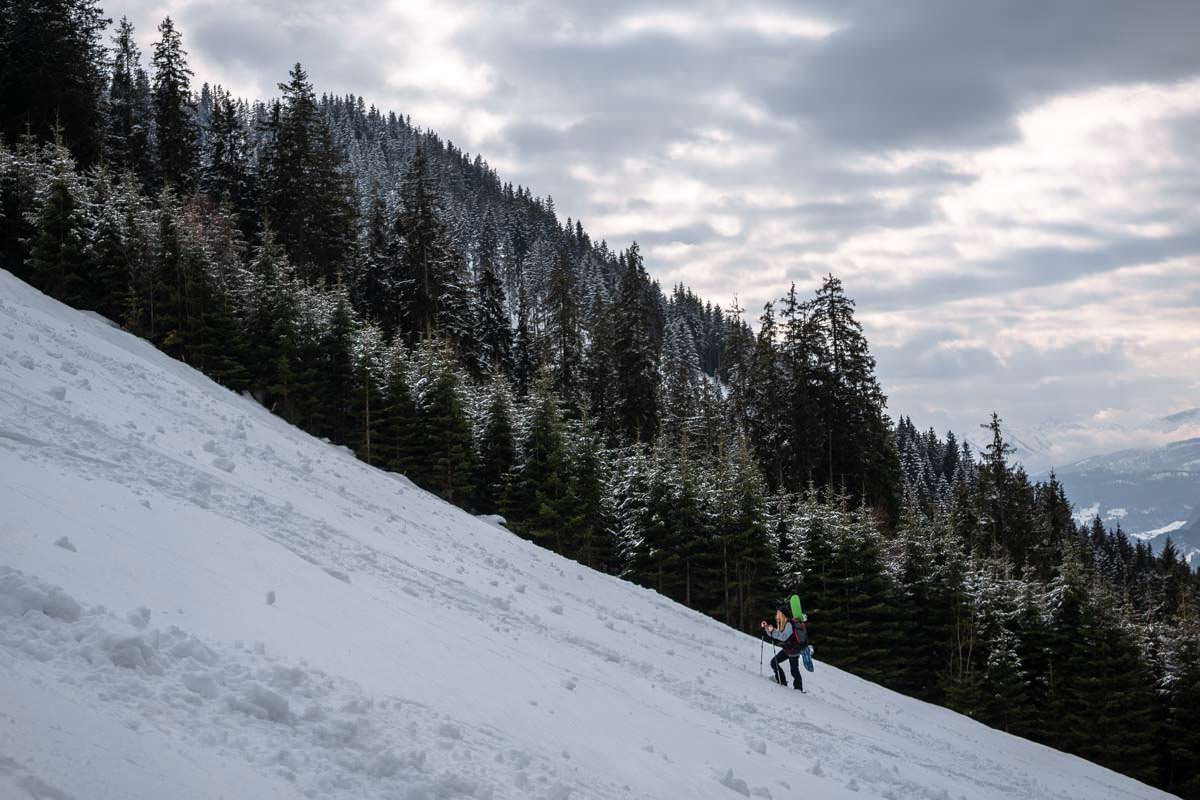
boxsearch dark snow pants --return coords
[770,650,802,690]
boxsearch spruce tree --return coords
[566,417,614,572]
[474,384,516,515]
[544,245,583,407]
[151,17,198,190]
[747,303,787,490]
[1163,628,1200,796]
[105,17,154,186]
[612,244,661,443]
[375,352,423,478]
[202,86,255,234]
[475,265,513,375]
[779,283,823,489]
[0,0,109,166]
[415,359,476,506]
[512,283,534,396]
[27,147,92,304]
[810,274,897,512]
[261,63,356,282]
[511,379,572,552]
[315,289,359,445]
[392,146,457,340]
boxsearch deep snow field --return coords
[0,268,1175,800]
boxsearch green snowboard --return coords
[789,594,804,619]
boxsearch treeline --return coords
[872,417,1200,795]
[3,4,1199,797]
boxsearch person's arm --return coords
[767,622,792,642]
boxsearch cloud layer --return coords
[119,0,1200,463]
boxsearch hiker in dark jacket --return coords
[761,606,807,690]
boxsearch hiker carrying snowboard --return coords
[761,606,807,690]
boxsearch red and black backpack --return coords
[785,619,808,654]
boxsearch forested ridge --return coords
[2,3,1199,795]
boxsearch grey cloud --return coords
[768,0,1200,150]
[117,0,1200,457]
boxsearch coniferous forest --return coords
[2,3,1199,795]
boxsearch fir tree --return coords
[151,17,198,190]
[414,357,476,506]
[375,352,423,478]
[105,17,154,186]
[202,86,255,234]
[27,146,92,304]
[511,378,573,552]
[392,146,458,340]
[474,383,516,515]
[0,0,109,166]
[260,63,356,283]
[475,265,513,376]
[612,244,661,443]
[544,245,583,407]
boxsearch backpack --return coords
[786,619,808,653]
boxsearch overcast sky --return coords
[120,0,1200,465]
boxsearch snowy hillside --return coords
[0,268,1174,800]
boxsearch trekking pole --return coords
[759,635,764,675]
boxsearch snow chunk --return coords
[54,536,76,552]
[103,634,162,674]
[169,635,218,666]
[45,385,66,401]
[182,671,220,700]
[324,567,351,584]
[0,567,82,621]
[231,683,291,723]
[212,457,236,473]
[126,607,151,629]
[719,769,751,796]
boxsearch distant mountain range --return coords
[1048,437,1200,567]
[959,409,1200,567]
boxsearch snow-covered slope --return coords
[0,269,1174,800]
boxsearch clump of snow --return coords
[103,634,163,674]
[182,671,220,700]
[266,590,276,606]
[324,568,351,584]
[45,385,66,401]
[54,536,76,552]
[720,768,751,797]
[228,682,292,723]
[0,567,82,622]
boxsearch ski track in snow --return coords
[0,270,1176,800]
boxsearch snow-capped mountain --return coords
[965,410,1200,476]
[1049,438,1200,563]
[0,275,1176,798]
[959,412,1200,564]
